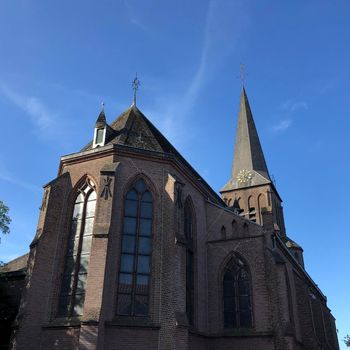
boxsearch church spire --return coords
[221,86,286,235]
[223,87,271,191]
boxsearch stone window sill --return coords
[105,317,160,329]
[189,328,273,338]
[42,317,81,329]
[221,329,272,337]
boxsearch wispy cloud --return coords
[281,100,308,113]
[182,2,213,111]
[314,79,337,95]
[0,158,41,192]
[123,0,246,114]
[143,104,189,150]
[50,82,103,102]
[271,119,292,133]
[143,0,249,148]
[271,99,308,134]
[183,0,248,113]
[128,16,149,32]
[0,84,57,132]
[123,0,151,33]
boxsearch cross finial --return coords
[101,101,105,111]
[239,64,247,87]
[132,73,140,106]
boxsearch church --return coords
[9,85,339,349]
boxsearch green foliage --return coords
[345,335,350,347]
[0,200,11,235]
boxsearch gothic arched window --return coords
[221,226,226,239]
[184,201,194,325]
[223,255,252,328]
[248,196,256,222]
[58,179,96,317]
[117,179,153,316]
[232,220,237,235]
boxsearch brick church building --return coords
[10,87,338,349]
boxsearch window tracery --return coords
[116,179,153,317]
[223,255,252,328]
[58,178,96,317]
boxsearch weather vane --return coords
[238,64,247,86]
[132,73,140,105]
[101,101,105,111]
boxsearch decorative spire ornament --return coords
[238,63,247,87]
[132,73,140,106]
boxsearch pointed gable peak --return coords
[81,104,181,155]
[95,109,106,127]
[222,87,271,192]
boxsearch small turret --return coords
[93,106,107,148]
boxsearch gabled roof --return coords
[0,253,29,273]
[82,105,181,155]
[222,87,271,191]
[80,105,224,205]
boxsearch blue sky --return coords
[0,0,349,346]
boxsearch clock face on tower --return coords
[236,169,253,185]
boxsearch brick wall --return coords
[10,146,338,350]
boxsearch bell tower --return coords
[221,87,286,236]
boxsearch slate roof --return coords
[95,109,106,127]
[0,253,29,273]
[81,105,224,204]
[222,87,271,191]
[82,105,182,155]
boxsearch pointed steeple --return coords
[222,87,271,191]
[221,86,286,235]
[233,87,270,179]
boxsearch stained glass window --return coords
[96,128,104,144]
[223,255,252,328]
[117,179,153,317]
[221,226,226,239]
[58,179,96,317]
